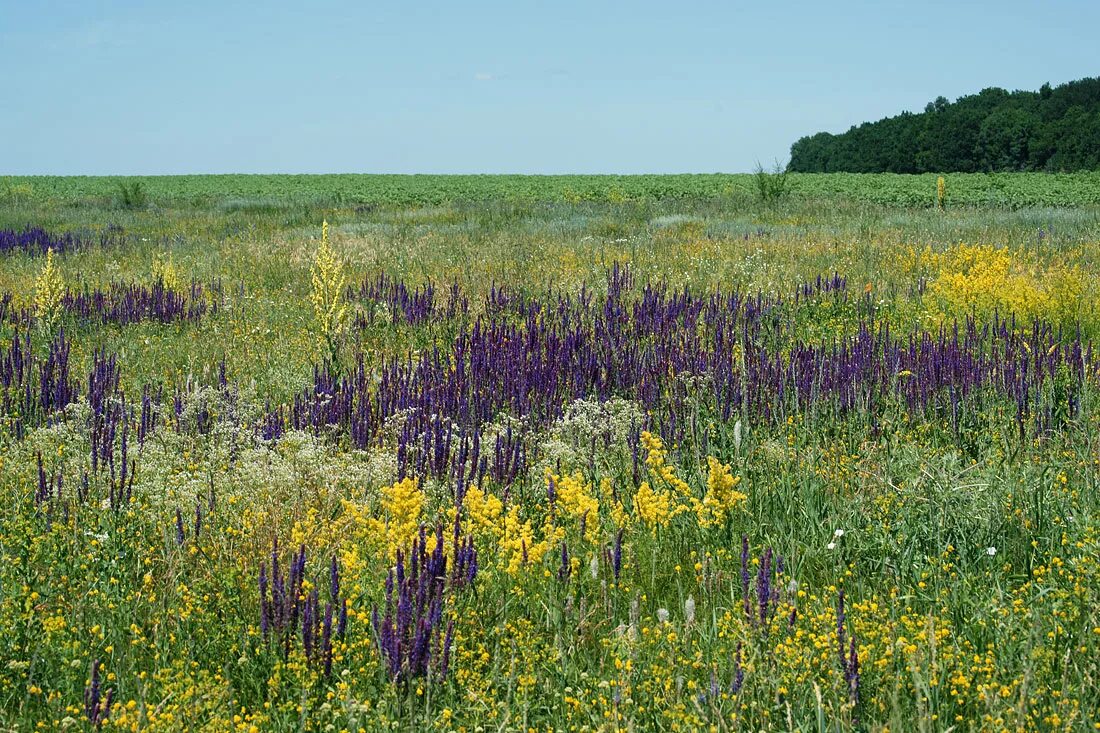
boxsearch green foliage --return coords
[115,179,148,209]
[1,179,35,204]
[752,159,790,207]
[5,171,1100,211]
[790,76,1100,173]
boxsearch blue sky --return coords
[2,1,1098,174]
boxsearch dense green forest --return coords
[789,77,1100,173]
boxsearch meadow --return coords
[1,174,1100,731]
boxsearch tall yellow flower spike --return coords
[152,251,182,291]
[936,176,946,210]
[34,247,65,331]
[310,219,348,356]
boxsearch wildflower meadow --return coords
[1,176,1100,731]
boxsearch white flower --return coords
[656,608,670,624]
[833,529,845,538]
[684,596,695,624]
[826,542,837,550]
[986,547,997,556]
[589,556,599,579]
[733,420,743,451]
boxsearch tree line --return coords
[788,77,1100,173]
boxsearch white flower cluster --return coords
[533,396,646,477]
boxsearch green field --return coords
[2,175,1100,731]
[6,171,1100,208]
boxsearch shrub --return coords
[753,160,790,208]
[115,180,148,209]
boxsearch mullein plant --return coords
[309,220,349,368]
[151,250,182,292]
[33,247,65,335]
[937,176,947,210]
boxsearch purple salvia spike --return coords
[323,601,334,676]
[740,535,751,619]
[613,529,623,582]
[730,642,744,695]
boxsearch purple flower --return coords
[740,535,751,619]
[756,547,773,626]
[612,529,623,582]
[175,509,185,546]
[847,636,860,706]
[371,520,477,684]
[730,642,744,695]
[558,541,571,582]
[84,659,112,728]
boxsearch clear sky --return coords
[2,1,1098,175]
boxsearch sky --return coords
[1,1,1098,175]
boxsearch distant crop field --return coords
[2,179,1100,730]
[5,170,1100,208]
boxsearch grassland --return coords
[1,174,1100,731]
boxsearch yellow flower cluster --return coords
[634,431,745,531]
[335,477,430,566]
[151,250,182,291]
[549,471,600,543]
[463,484,503,537]
[923,243,1089,325]
[309,219,348,351]
[33,247,65,329]
[641,431,692,497]
[696,456,747,526]
[634,480,672,530]
[498,506,560,575]
[379,476,424,554]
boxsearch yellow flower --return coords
[695,456,746,526]
[380,476,424,555]
[152,250,182,291]
[641,430,691,496]
[464,485,504,538]
[309,220,348,352]
[549,471,599,543]
[635,481,671,531]
[499,507,540,575]
[925,243,1087,325]
[34,247,65,329]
